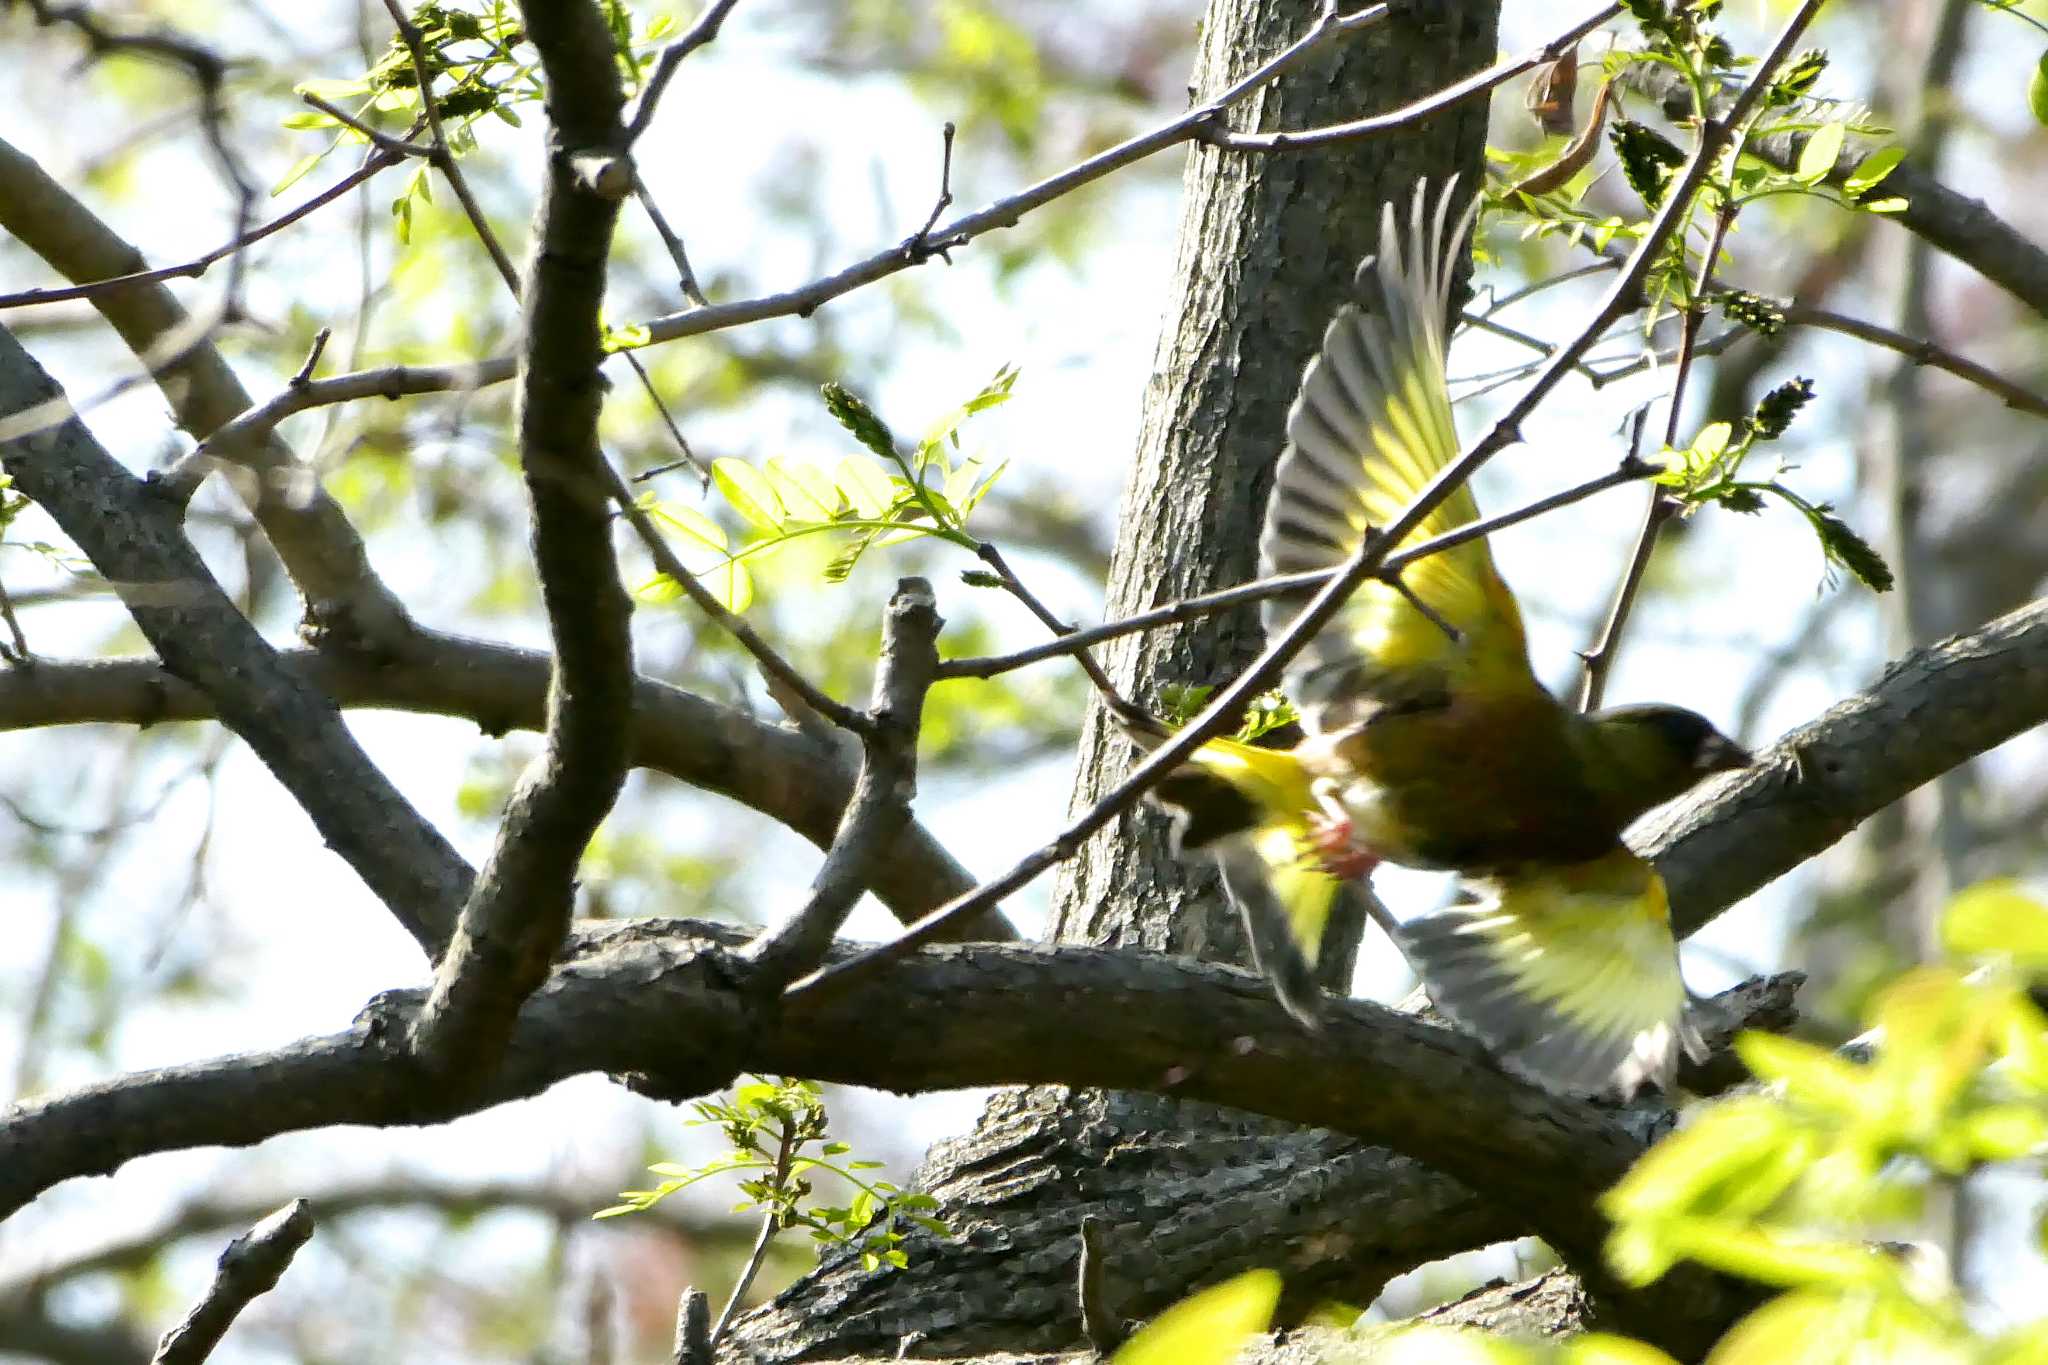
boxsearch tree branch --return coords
[0,135,415,642]
[794,0,1826,995]
[1644,593,2048,938]
[0,930,1768,1354]
[0,630,1009,935]
[1196,5,1619,152]
[0,323,473,954]
[743,578,942,990]
[149,1200,313,1365]
[1618,59,2048,320]
[408,0,638,1078]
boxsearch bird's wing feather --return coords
[1261,180,1535,732]
[1393,849,1705,1097]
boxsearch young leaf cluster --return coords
[1654,380,1893,593]
[1589,880,2048,1364]
[636,368,1015,612]
[597,1076,949,1274]
[278,0,680,234]
[1156,683,1300,744]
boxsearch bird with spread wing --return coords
[1125,181,1751,1098]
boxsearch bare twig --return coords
[905,122,958,263]
[1784,302,2048,420]
[789,0,1824,996]
[625,0,746,143]
[1578,139,1745,712]
[635,172,709,306]
[150,1200,314,1365]
[937,457,1655,682]
[618,350,712,484]
[707,1135,789,1350]
[0,147,403,312]
[0,576,30,665]
[1199,6,1620,152]
[287,327,332,387]
[299,93,434,159]
[176,2,1403,428]
[744,578,940,990]
[971,542,1125,700]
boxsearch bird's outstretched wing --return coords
[1260,180,1537,733]
[1396,848,1707,1097]
[1114,704,1338,1027]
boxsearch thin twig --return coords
[603,463,869,734]
[150,1200,315,1365]
[789,0,1824,994]
[971,542,1125,700]
[905,121,958,263]
[618,350,711,485]
[634,172,709,306]
[1784,302,2048,419]
[1198,5,1620,152]
[0,149,404,311]
[379,0,522,296]
[1578,169,1743,711]
[707,1128,791,1350]
[202,1,1398,432]
[937,458,1655,682]
[300,92,434,158]
[626,0,746,143]
[0,576,29,665]
[287,327,332,387]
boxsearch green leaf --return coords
[271,150,327,197]
[2032,52,2048,127]
[1795,123,1846,184]
[1857,196,1910,214]
[1942,880,2048,970]
[834,457,896,520]
[712,458,786,534]
[1842,146,1906,196]
[1111,1269,1281,1365]
[1736,1032,1867,1114]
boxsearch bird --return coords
[1129,179,1751,1097]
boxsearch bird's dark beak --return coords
[1696,733,1754,773]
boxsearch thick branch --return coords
[1643,594,2048,938]
[744,578,941,989]
[0,928,1757,1353]
[0,323,472,953]
[0,632,1008,935]
[0,135,413,639]
[409,0,639,1078]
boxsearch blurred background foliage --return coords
[0,0,2044,1359]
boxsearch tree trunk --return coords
[727,2,1501,1358]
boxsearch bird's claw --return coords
[1307,811,1380,881]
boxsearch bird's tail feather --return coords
[1213,834,1338,1030]
[1394,865,1706,1098]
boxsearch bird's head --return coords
[1585,703,1752,813]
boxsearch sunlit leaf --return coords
[1112,1269,1281,1365]
[1795,123,1846,183]
[1942,880,2048,971]
[712,458,786,535]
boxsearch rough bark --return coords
[726,1,1502,1358]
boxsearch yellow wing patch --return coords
[1260,181,1534,725]
[1396,849,1705,1097]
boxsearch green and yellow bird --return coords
[1134,181,1751,1097]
